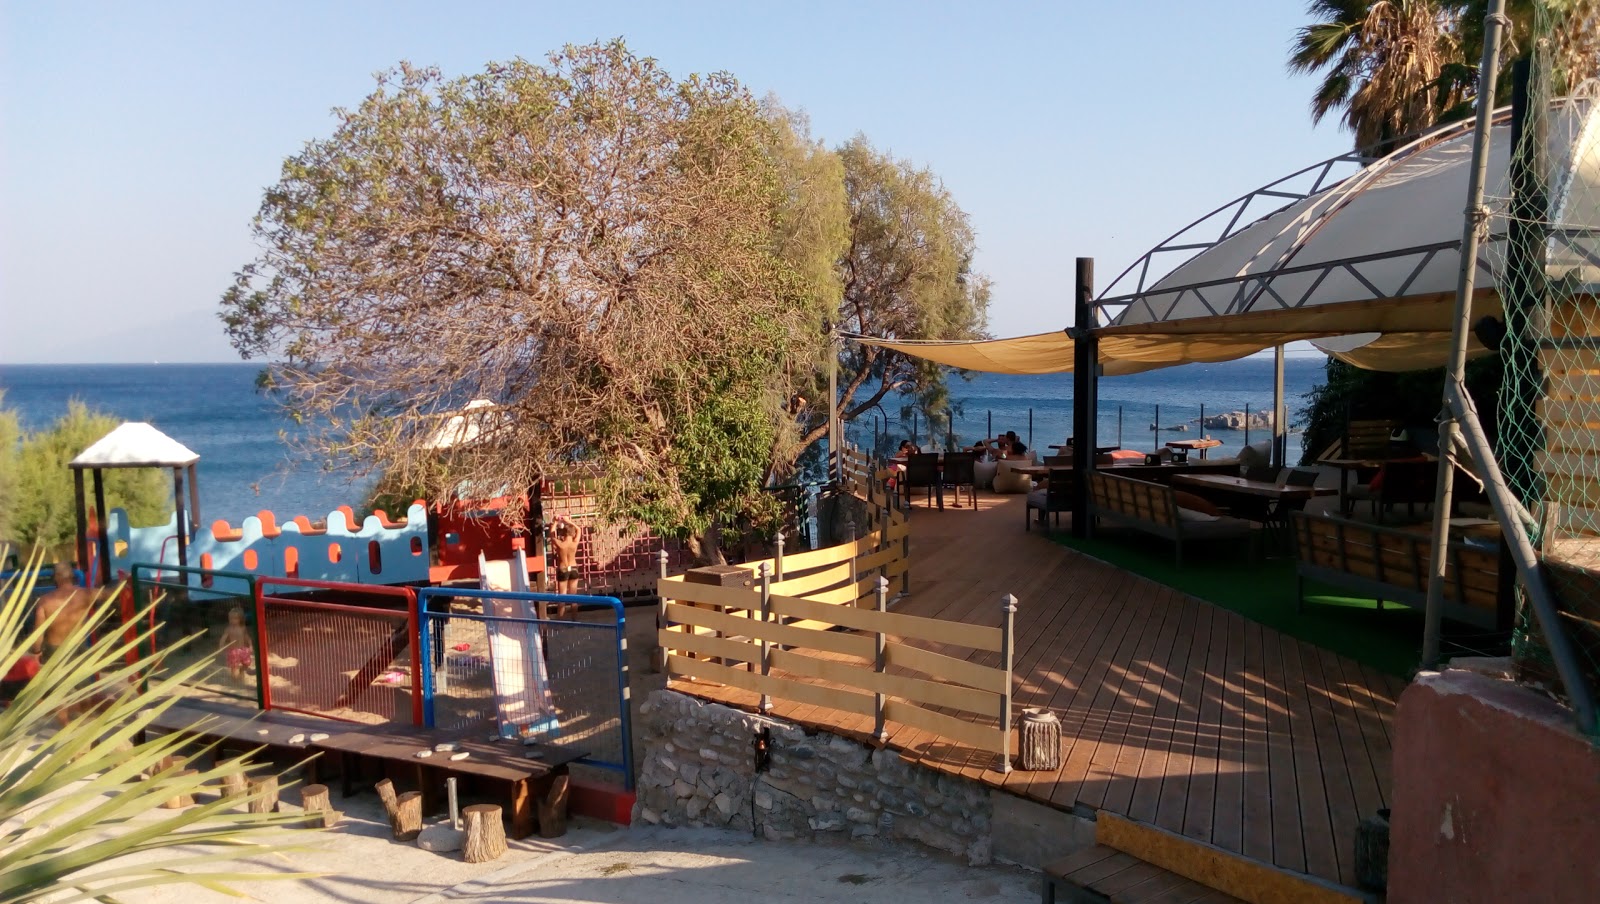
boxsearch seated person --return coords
[897,440,921,457]
[1003,430,1028,458]
[967,439,993,460]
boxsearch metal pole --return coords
[1071,257,1097,537]
[654,549,670,674]
[1448,383,1595,731]
[1245,403,1251,448]
[1423,0,1505,668]
[828,328,840,484]
[1154,404,1161,453]
[1273,344,1287,468]
[874,576,889,743]
[92,469,111,586]
[758,563,773,713]
[1028,408,1033,449]
[173,467,189,571]
[1200,403,1205,440]
[1118,405,1123,448]
[987,410,992,441]
[947,407,955,450]
[997,593,1016,774]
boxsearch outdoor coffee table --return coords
[315,726,584,838]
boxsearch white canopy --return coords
[423,399,510,449]
[69,422,199,469]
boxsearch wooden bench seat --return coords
[1088,471,1255,566]
[1291,512,1505,630]
[1043,845,1245,904]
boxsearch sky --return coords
[0,1,1352,364]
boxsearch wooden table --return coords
[140,700,338,782]
[1007,463,1059,479]
[1165,438,1224,459]
[1317,456,1426,514]
[319,726,583,838]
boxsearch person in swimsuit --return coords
[32,563,99,725]
[550,516,581,619]
[217,605,254,685]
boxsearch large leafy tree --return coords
[221,42,815,562]
[773,137,990,480]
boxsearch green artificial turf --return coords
[1049,531,1426,677]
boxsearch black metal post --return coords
[72,468,88,580]
[173,467,189,571]
[1501,56,1548,509]
[1071,258,1097,537]
[92,469,111,585]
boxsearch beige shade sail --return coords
[848,331,1076,375]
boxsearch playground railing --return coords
[255,576,423,726]
[129,562,263,707]
[416,587,633,791]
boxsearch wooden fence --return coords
[658,445,1017,771]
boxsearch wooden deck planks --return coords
[667,493,1398,890]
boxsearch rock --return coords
[672,780,695,799]
[416,824,464,852]
[904,800,929,818]
[812,792,838,812]
[679,762,701,784]
[809,813,847,832]
[686,796,707,819]
[714,792,736,817]
[966,836,993,867]
[639,807,661,825]
[699,748,718,761]
[762,824,796,841]
[837,773,859,790]
[754,790,774,810]
[790,744,817,760]
[846,807,873,824]
[851,823,879,838]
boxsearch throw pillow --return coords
[1172,491,1220,516]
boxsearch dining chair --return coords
[902,453,942,509]
[941,452,977,509]
[1285,469,1319,487]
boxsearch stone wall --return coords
[634,689,994,865]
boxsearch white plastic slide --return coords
[478,551,559,741]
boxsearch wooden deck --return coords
[674,492,1403,889]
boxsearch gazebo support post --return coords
[1422,0,1505,668]
[73,468,89,580]
[1071,258,1097,538]
[1273,344,1287,468]
[92,469,111,586]
[173,466,190,571]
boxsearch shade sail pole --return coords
[828,325,839,483]
[1273,345,1286,468]
[1071,258,1097,537]
[1422,0,1506,668]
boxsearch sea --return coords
[0,358,1326,525]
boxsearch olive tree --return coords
[221,42,814,561]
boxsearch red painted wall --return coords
[1387,668,1600,903]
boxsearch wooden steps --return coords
[1042,813,1373,904]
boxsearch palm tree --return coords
[1289,0,1466,152]
[0,553,309,903]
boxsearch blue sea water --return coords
[1,358,1326,524]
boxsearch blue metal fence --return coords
[415,587,633,790]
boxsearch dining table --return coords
[1173,473,1336,552]
[1165,438,1224,459]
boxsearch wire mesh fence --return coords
[255,578,422,725]
[1480,6,1600,721]
[417,587,633,788]
[129,563,262,705]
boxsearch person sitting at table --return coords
[898,440,920,456]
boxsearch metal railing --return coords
[128,562,262,706]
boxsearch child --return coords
[550,516,582,620]
[217,606,253,685]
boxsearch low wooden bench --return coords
[1290,512,1505,630]
[319,725,584,838]
[1088,471,1255,566]
[1043,844,1244,903]
[141,700,337,781]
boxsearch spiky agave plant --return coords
[0,551,313,903]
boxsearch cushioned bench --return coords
[1088,471,1255,567]
[1291,512,1505,630]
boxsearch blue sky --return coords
[0,1,1349,364]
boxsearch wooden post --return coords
[300,783,338,828]
[537,774,570,838]
[758,562,772,712]
[73,468,89,580]
[774,531,785,581]
[997,593,1017,774]
[92,469,111,585]
[874,577,889,744]
[161,770,197,809]
[376,778,399,818]
[391,791,423,841]
[654,549,670,674]
[463,804,507,862]
[248,774,279,814]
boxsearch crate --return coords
[683,565,755,588]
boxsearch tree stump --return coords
[375,778,399,819]
[220,770,248,800]
[156,754,187,774]
[1018,710,1061,771]
[247,774,279,814]
[390,791,423,842]
[299,783,338,828]
[161,769,198,809]
[462,804,507,863]
[536,774,570,838]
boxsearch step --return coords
[1043,844,1243,903]
[1042,812,1375,904]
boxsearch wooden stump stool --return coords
[247,775,279,814]
[463,804,507,863]
[1018,710,1062,771]
[391,791,423,842]
[375,778,399,819]
[299,783,339,829]
[161,770,198,809]
[221,770,248,801]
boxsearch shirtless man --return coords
[549,516,581,619]
[32,563,102,725]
